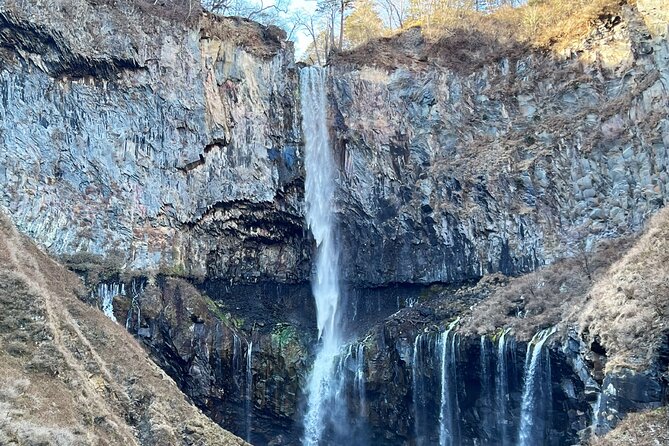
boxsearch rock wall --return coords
[1,1,668,445]
[2,0,668,290]
[0,0,309,283]
[330,0,669,286]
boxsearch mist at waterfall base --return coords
[296,66,580,446]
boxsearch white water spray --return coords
[301,66,344,446]
[439,319,460,446]
[412,333,426,445]
[246,340,253,444]
[96,282,124,323]
[496,327,512,446]
[518,327,556,446]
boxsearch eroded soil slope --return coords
[0,213,247,445]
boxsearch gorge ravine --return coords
[0,0,668,444]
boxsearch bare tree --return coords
[299,13,324,65]
[376,0,408,29]
[202,0,289,25]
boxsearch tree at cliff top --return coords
[201,0,290,26]
[295,0,354,63]
[343,0,386,47]
[302,28,331,65]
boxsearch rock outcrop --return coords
[0,0,308,283]
[329,0,669,286]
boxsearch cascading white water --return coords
[246,340,254,444]
[496,327,512,446]
[300,66,344,446]
[590,390,605,436]
[412,333,427,445]
[479,335,494,445]
[518,327,556,446]
[96,282,124,322]
[354,344,366,417]
[232,333,242,388]
[439,319,460,446]
[124,280,145,332]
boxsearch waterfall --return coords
[334,342,367,442]
[590,391,605,436]
[354,344,366,417]
[300,66,345,446]
[438,319,460,446]
[95,282,124,322]
[496,327,512,446]
[246,340,253,444]
[124,279,145,332]
[232,333,242,389]
[518,327,556,446]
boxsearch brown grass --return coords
[579,207,669,371]
[0,212,247,445]
[463,207,669,369]
[461,236,636,340]
[590,406,669,446]
[86,0,202,25]
[335,0,633,72]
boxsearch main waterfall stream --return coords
[300,66,346,445]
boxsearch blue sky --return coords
[285,0,318,57]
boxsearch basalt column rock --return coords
[0,0,309,283]
[329,0,669,286]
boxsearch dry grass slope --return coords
[335,0,635,72]
[579,207,669,371]
[462,236,636,340]
[590,407,669,445]
[0,213,247,445]
[463,207,669,372]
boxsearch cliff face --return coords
[330,0,669,285]
[2,0,668,290]
[1,0,669,445]
[0,0,308,283]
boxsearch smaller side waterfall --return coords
[412,333,427,445]
[439,319,460,446]
[518,327,556,446]
[336,343,366,417]
[353,344,366,417]
[124,280,145,332]
[232,333,242,389]
[496,327,512,446]
[590,391,605,435]
[246,340,254,444]
[95,282,124,322]
[334,342,369,444]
